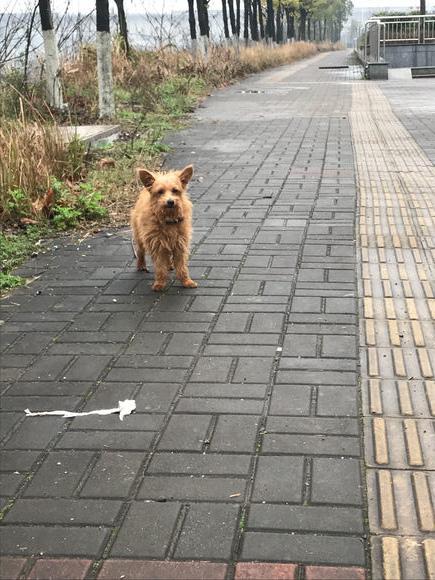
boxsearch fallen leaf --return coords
[99,157,116,169]
[20,217,38,226]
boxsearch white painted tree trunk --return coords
[231,34,240,54]
[190,38,198,57]
[96,30,115,118]
[42,29,65,109]
[197,35,209,60]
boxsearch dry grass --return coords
[1,41,337,225]
[59,41,333,122]
[0,112,86,223]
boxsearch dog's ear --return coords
[137,168,156,189]
[178,165,194,187]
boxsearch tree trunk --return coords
[221,0,230,40]
[196,0,209,55]
[236,0,241,36]
[250,0,259,41]
[420,0,426,14]
[299,7,307,40]
[96,0,115,118]
[38,0,65,109]
[187,0,197,53]
[243,0,250,45]
[113,0,129,55]
[285,7,295,41]
[276,2,283,43]
[257,0,265,39]
[266,0,275,43]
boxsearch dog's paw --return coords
[137,266,149,273]
[152,282,166,291]
[182,279,198,289]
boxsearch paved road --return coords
[1,51,434,580]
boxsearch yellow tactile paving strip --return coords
[350,83,435,580]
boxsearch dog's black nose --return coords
[167,199,175,208]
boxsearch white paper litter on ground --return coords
[24,399,136,421]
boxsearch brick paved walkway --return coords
[1,52,433,580]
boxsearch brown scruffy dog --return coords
[131,165,197,292]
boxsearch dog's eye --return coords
[156,189,165,195]
[171,188,180,194]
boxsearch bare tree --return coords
[250,0,260,41]
[221,0,230,42]
[243,0,250,44]
[113,0,130,55]
[266,0,275,43]
[196,0,209,54]
[257,0,265,39]
[187,0,198,53]
[38,0,65,109]
[96,0,115,117]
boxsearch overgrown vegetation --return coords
[0,41,338,292]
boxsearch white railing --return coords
[371,15,435,44]
[357,14,435,64]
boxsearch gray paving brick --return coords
[191,357,233,382]
[138,475,246,501]
[250,313,285,333]
[6,333,54,354]
[184,382,267,398]
[124,332,168,354]
[21,356,73,381]
[233,357,274,383]
[311,458,362,505]
[148,453,251,475]
[248,504,364,534]
[282,334,318,357]
[266,416,359,435]
[80,452,144,497]
[214,313,250,332]
[241,531,365,565]
[252,456,304,502]
[106,367,187,383]
[5,418,64,450]
[210,415,259,452]
[269,385,312,416]
[322,335,357,358]
[0,525,108,556]
[291,297,322,313]
[158,414,211,451]
[262,433,360,456]
[176,397,263,414]
[4,498,122,525]
[276,370,356,386]
[110,502,180,558]
[57,431,154,451]
[0,472,24,495]
[24,451,94,497]
[164,333,204,355]
[317,386,358,416]
[0,450,40,471]
[175,503,239,559]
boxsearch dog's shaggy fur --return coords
[131,165,197,292]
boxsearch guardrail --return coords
[358,15,435,59]
[379,15,435,43]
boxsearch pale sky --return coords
[4,0,432,14]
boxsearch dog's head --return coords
[137,165,193,223]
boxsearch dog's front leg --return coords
[173,250,197,289]
[152,250,171,291]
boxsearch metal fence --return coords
[357,14,435,63]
